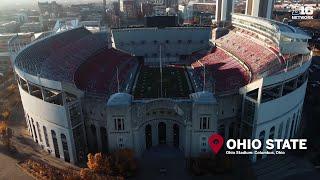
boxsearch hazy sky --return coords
[0,0,110,10]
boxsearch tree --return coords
[84,149,137,178]
[87,153,111,174]
[0,121,12,148]
[1,110,10,120]
[80,168,96,180]
[0,121,7,135]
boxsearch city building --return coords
[0,34,13,74]
[20,22,43,33]
[0,21,20,33]
[120,0,138,18]
[38,0,63,18]
[12,11,311,165]
[0,33,33,74]
[112,1,121,16]
[141,2,154,16]
[183,1,216,24]
[245,0,275,19]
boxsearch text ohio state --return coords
[226,139,307,150]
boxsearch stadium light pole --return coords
[117,66,120,93]
[160,44,163,98]
[203,63,206,92]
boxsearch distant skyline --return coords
[0,0,112,10]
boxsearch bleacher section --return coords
[215,31,283,80]
[191,47,250,93]
[15,27,91,76]
[74,48,138,95]
[40,33,108,82]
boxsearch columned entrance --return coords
[145,124,152,149]
[173,124,179,148]
[158,122,166,145]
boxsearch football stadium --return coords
[11,12,311,164]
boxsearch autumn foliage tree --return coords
[0,121,7,136]
[83,149,137,178]
[87,153,111,174]
[0,120,12,148]
[1,110,10,120]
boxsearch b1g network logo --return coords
[290,4,314,19]
[208,133,307,155]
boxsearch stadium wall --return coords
[240,59,310,162]
[18,85,76,163]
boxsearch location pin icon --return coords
[208,133,224,155]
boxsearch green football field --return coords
[133,66,192,99]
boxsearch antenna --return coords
[117,66,120,93]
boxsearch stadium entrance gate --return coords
[144,121,181,149]
[139,99,184,150]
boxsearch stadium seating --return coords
[215,31,282,79]
[74,48,138,95]
[40,33,107,82]
[191,48,250,93]
[15,27,92,76]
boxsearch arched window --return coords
[295,110,302,133]
[90,125,98,152]
[51,130,60,158]
[43,126,49,147]
[36,122,42,143]
[257,130,265,160]
[290,121,296,138]
[61,134,70,162]
[269,127,275,139]
[25,114,31,134]
[28,119,33,137]
[158,122,166,145]
[278,122,283,139]
[145,124,152,149]
[284,118,290,138]
[100,127,108,153]
[31,118,37,143]
[295,110,300,134]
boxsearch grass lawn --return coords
[133,66,191,99]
